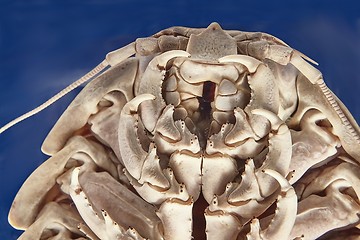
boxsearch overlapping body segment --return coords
[6,23,360,239]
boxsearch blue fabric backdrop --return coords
[0,0,359,239]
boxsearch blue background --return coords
[0,1,359,239]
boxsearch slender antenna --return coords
[0,42,136,134]
[0,60,109,134]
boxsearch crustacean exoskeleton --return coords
[2,22,360,240]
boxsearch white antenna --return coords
[0,42,136,134]
[0,60,108,134]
